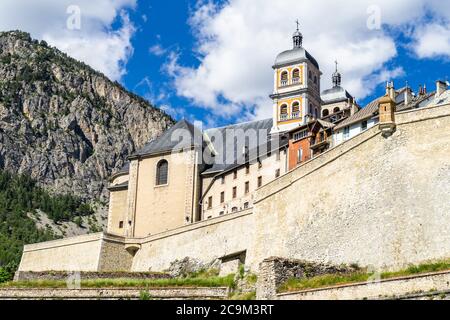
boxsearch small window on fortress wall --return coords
[156,159,168,185]
[208,196,212,209]
[119,221,124,229]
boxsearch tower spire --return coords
[332,59,342,87]
[293,19,303,48]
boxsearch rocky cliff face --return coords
[0,31,174,204]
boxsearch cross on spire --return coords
[332,59,342,87]
[293,19,303,48]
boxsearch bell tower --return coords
[270,21,322,134]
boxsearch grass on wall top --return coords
[278,259,450,293]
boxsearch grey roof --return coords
[334,97,380,131]
[396,92,435,112]
[317,119,335,129]
[108,181,128,191]
[274,47,319,69]
[131,119,202,158]
[434,90,450,106]
[202,118,277,175]
[321,86,353,104]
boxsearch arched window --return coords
[333,107,340,113]
[322,109,329,117]
[292,69,300,84]
[292,101,300,118]
[280,104,288,120]
[156,160,168,185]
[280,71,288,86]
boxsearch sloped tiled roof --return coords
[131,119,203,158]
[202,118,276,175]
[334,97,380,131]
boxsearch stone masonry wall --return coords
[276,270,450,300]
[249,104,450,272]
[256,257,357,299]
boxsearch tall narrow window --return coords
[245,181,250,194]
[257,176,262,188]
[275,169,280,178]
[156,159,168,185]
[292,69,300,84]
[280,104,288,120]
[297,148,303,163]
[245,164,250,174]
[343,126,350,139]
[232,187,237,199]
[208,196,212,209]
[220,191,225,203]
[292,101,300,118]
[280,71,288,86]
[233,170,238,179]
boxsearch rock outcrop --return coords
[0,31,174,205]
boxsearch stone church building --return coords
[107,26,361,238]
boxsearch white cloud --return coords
[0,0,136,81]
[149,44,167,57]
[413,23,450,59]
[167,0,450,121]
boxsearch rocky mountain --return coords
[0,30,174,205]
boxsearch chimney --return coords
[404,87,412,106]
[436,80,448,98]
[388,81,396,100]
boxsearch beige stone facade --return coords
[201,149,288,219]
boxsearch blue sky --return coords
[0,0,449,128]
[121,0,450,127]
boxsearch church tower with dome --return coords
[270,22,322,134]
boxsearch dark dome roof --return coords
[274,47,319,69]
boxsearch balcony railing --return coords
[280,113,288,121]
[292,77,300,84]
[291,111,300,119]
[280,80,288,87]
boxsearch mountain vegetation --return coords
[0,169,98,282]
[0,30,175,281]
